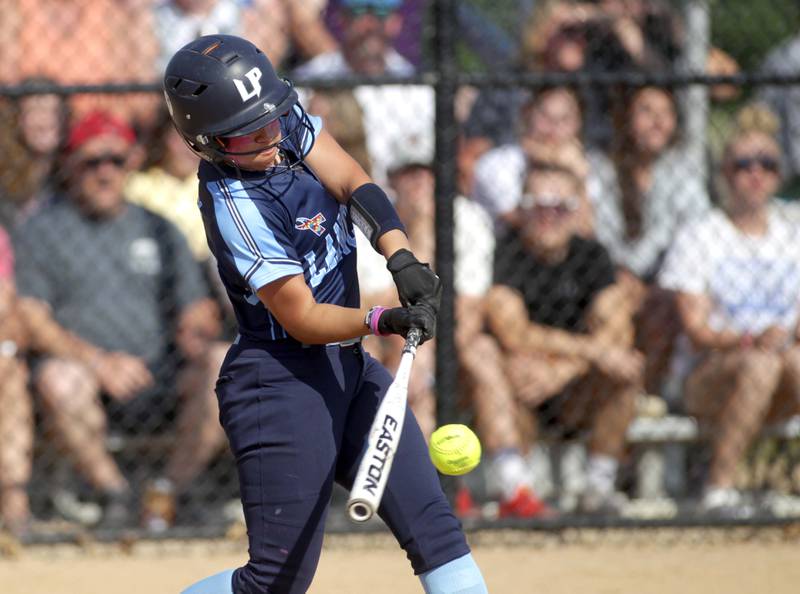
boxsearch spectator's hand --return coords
[176,298,223,361]
[592,346,644,384]
[386,249,442,313]
[756,325,791,352]
[376,304,437,344]
[521,139,589,182]
[93,352,154,402]
[611,16,645,63]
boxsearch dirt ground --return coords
[0,529,798,594]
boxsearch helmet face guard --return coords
[163,35,307,166]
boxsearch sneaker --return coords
[700,487,754,520]
[96,489,134,531]
[701,487,741,510]
[454,485,481,520]
[578,488,628,516]
[498,487,554,519]
[141,479,176,534]
[52,488,102,526]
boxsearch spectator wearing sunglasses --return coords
[659,104,800,516]
[292,0,434,188]
[12,111,226,532]
[484,159,642,516]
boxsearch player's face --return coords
[71,135,133,217]
[725,132,782,208]
[629,88,676,157]
[221,119,283,171]
[521,171,580,254]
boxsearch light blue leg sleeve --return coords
[419,553,489,594]
[180,569,235,594]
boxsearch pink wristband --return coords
[367,306,389,336]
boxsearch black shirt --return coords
[493,233,616,333]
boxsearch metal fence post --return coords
[433,0,459,430]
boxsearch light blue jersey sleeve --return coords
[207,178,304,293]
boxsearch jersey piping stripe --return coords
[209,179,302,291]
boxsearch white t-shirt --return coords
[659,207,800,381]
[357,196,495,299]
[154,0,247,72]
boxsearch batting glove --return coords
[366,304,436,344]
[386,249,442,313]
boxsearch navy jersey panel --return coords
[197,108,360,342]
[216,339,469,594]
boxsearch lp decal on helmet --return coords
[233,67,263,102]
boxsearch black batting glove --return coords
[376,304,437,344]
[386,249,442,313]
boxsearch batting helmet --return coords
[163,34,306,163]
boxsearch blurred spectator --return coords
[356,135,496,442]
[293,0,434,187]
[594,85,709,394]
[471,86,596,234]
[659,104,800,515]
[125,110,207,263]
[153,0,336,73]
[1,0,160,131]
[527,0,682,74]
[461,0,680,158]
[306,89,373,174]
[0,225,148,537]
[13,111,228,532]
[597,86,708,281]
[0,227,32,537]
[758,30,800,196]
[486,160,642,515]
[0,82,69,228]
[325,0,424,67]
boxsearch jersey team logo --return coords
[295,213,327,236]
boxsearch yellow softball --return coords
[428,424,482,476]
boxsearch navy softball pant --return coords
[215,337,469,594]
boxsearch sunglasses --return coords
[731,154,780,174]
[79,153,127,170]
[523,194,579,216]
[347,6,394,18]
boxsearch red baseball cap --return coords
[0,226,14,281]
[67,110,136,152]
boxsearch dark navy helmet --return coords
[163,35,302,163]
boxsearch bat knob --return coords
[347,500,374,523]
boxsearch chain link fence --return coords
[1,0,800,547]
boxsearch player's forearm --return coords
[377,229,412,259]
[282,303,371,345]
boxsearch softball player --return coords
[163,35,488,594]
